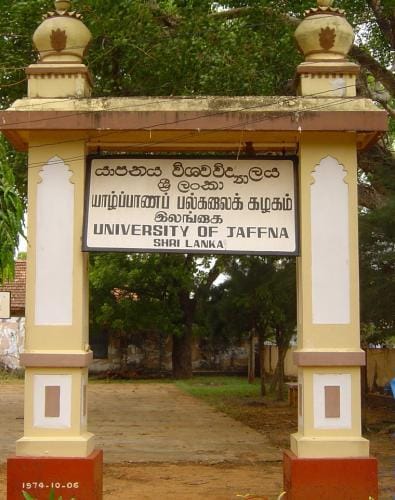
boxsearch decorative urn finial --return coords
[54,0,71,11]
[32,0,91,63]
[294,0,354,61]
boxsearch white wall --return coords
[0,317,25,369]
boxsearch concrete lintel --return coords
[0,96,387,152]
[0,109,387,132]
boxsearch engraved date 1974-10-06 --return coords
[22,481,79,499]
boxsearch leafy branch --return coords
[22,489,76,500]
[0,135,24,284]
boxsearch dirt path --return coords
[0,383,280,464]
[89,383,280,463]
[1,382,393,499]
[0,382,283,499]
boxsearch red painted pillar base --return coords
[283,450,378,500]
[7,449,103,500]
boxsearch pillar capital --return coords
[26,0,92,98]
[295,1,359,97]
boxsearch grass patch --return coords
[175,376,263,411]
[0,370,24,383]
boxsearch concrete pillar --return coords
[7,2,102,498]
[283,2,378,498]
[292,132,368,458]
[18,138,93,457]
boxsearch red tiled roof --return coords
[0,260,26,316]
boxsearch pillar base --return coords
[16,432,95,457]
[283,450,378,500]
[290,432,370,458]
[7,449,103,500]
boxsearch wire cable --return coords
[2,84,358,130]
[21,93,362,169]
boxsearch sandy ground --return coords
[0,383,279,464]
[0,382,393,499]
[89,383,280,464]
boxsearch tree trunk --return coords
[116,332,129,374]
[258,330,266,396]
[276,345,287,401]
[108,331,124,371]
[269,334,288,400]
[158,330,165,376]
[173,285,196,379]
[172,326,193,379]
[247,332,255,383]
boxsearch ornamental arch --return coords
[1,1,387,498]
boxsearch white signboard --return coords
[0,291,11,319]
[83,157,298,255]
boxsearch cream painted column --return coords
[291,0,370,460]
[291,132,368,458]
[14,0,94,458]
[17,137,94,457]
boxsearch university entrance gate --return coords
[1,0,387,498]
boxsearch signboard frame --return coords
[83,154,299,256]
[0,291,11,319]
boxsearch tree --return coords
[219,257,279,395]
[359,198,395,345]
[210,256,296,398]
[170,255,226,378]
[207,0,395,210]
[89,252,227,378]
[267,259,297,400]
[0,0,42,280]
[90,253,180,373]
[0,139,24,283]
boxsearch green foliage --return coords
[0,135,24,283]
[89,253,227,344]
[0,369,24,382]
[0,0,302,100]
[21,490,69,500]
[89,253,188,340]
[204,256,296,342]
[0,0,47,108]
[360,198,395,344]
[202,256,296,397]
[0,0,393,105]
